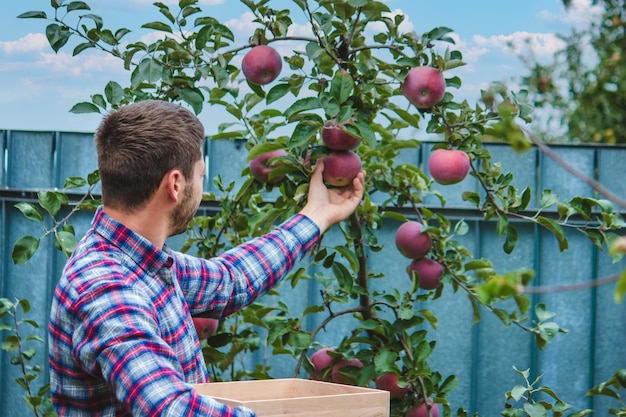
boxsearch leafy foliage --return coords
[0,298,56,417]
[11,1,626,416]
[518,0,626,144]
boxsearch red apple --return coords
[310,347,336,380]
[395,221,432,260]
[405,398,439,417]
[241,45,283,85]
[375,372,410,399]
[321,119,360,151]
[322,151,362,187]
[407,258,444,290]
[427,149,470,185]
[249,149,287,183]
[191,317,219,340]
[402,66,446,109]
[331,357,364,385]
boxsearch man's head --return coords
[94,100,205,212]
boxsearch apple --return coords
[375,372,410,399]
[395,221,432,260]
[191,317,219,340]
[241,45,283,85]
[405,398,439,417]
[407,258,444,290]
[427,149,470,185]
[310,347,336,380]
[321,119,360,151]
[401,66,446,109]
[322,151,362,187]
[331,357,364,385]
[249,149,288,183]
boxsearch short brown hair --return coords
[94,100,205,211]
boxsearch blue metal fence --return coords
[1,129,625,416]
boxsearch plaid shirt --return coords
[49,207,320,416]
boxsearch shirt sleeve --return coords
[177,213,321,317]
[72,279,258,417]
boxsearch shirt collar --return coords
[92,206,174,277]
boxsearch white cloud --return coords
[473,31,567,60]
[225,11,257,35]
[37,51,124,77]
[538,0,603,27]
[0,33,48,54]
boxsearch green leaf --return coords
[288,331,312,349]
[332,262,353,291]
[438,374,458,395]
[504,224,519,254]
[46,23,71,52]
[266,83,291,105]
[540,189,559,209]
[496,215,509,236]
[536,216,568,251]
[63,177,87,190]
[141,21,173,33]
[18,298,31,314]
[70,102,101,114]
[67,1,91,12]
[511,384,527,401]
[178,88,204,115]
[353,119,377,148]
[12,236,40,265]
[465,259,493,271]
[38,191,66,217]
[73,41,96,55]
[18,11,48,19]
[284,97,321,121]
[330,69,354,104]
[523,402,547,417]
[246,142,285,161]
[55,231,77,257]
[14,202,44,223]
[373,349,397,371]
[104,81,124,106]
[535,303,556,322]
[132,58,163,86]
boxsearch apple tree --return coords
[517,0,626,144]
[10,0,626,416]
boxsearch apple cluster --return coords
[309,347,439,416]
[309,347,363,385]
[395,221,443,291]
[320,119,362,187]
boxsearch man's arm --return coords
[181,161,365,317]
[72,280,255,416]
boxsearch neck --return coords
[103,202,170,248]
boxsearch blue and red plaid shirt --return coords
[49,207,320,416]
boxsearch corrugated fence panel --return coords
[56,132,99,193]
[1,132,625,417]
[7,131,56,189]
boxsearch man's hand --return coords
[299,158,366,233]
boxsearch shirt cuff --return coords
[280,213,321,253]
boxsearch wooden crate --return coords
[193,378,390,417]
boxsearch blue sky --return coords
[0,0,601,133]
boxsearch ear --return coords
[163,168,185,203]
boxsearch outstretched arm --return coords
[299,158,366,233]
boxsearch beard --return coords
[169,183,198,236]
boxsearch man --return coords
[48,100,365,416]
